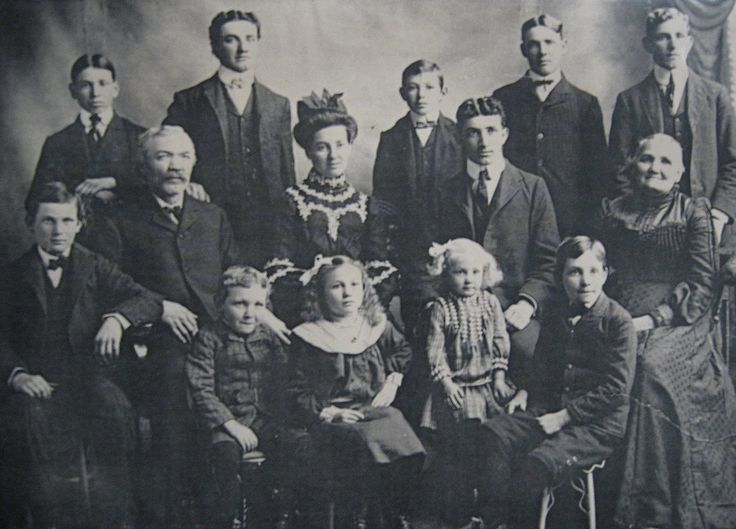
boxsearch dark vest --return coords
[224,88,269,211]
[40,269,75,379]
[660,86,693,195]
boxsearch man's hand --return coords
[319,405,365,424]
[258,308,292,344]
[75,177,117,197]
[94,317,124,360]
[223,420,259,452]
[504,300,534,331]
[11,373,54,399]
[537,409,571,435]
[162,300,199,343]
[186,182,210,203]
[506,389,528,414]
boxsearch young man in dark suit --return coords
[493,15,607,237]
[164,10,295,266]
[464,237,636,529]
[441,96,559,383]
[97,125,238,527]
[609,7,736,246]
[373,60,463,336]
[27,54,145,207]
[0,182,162,529]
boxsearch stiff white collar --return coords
[37,245,71,267]
[217,65,255,90]
[79,107,113,131]
[653,63,689,88]
[467,157,505,182]
[409,110,440,126]
[153,193,184,210]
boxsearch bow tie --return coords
[226,77,247,90]
[533,79,554,87]
[47,256,68,271]
[162,205,182,220]
[568,303,589,318]
[414,121,436,129]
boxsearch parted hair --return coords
[209,10,261,51]
[645,7,690,38]
[70,54,116,82]
[456,96,507,129]
[555,236,608,282]
[26,182,84,226]
[215,266,271,309]
[301,256,385,326]
[521,14,564,40]
[401,59,445,90]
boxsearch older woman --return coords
[266,90,397,325]
[598,134,736,529]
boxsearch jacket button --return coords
[567,363,573,369]
[537,132,544,140]
[564,386,570,392]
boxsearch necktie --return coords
[88,113,102,143]
[227,77,245,90]
[662,76,675,112]
[476,169,490,205]
[47,256,68,271]
[163,205,182,221]
[533,79,554,86]
[414,121,437,129]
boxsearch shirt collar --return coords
[37,245,72,268]
[153,193,184,211]
[409,110,440,126]
[653,63,689,88]
[527,69,562,89]
[79,107,113,129]
[467,157,505,182]
[217,65,255,89]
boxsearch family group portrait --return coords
[1,0,735,528]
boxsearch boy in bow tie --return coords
[493,14,607,237]
[0,181,163,528]
[373,60,463,341]
[609,7,736,246]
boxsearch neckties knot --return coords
[90,113,101,125]
[533,79,554,87]
[88,113,102,143]
[163,205,182,220]
[414,120,437,129]
[660,76,676,110]
[476,169,490,204]
[47,256,68,271]
[227,77,246,90]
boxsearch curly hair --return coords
[427,238,503,293]
[301,256,385,326]
[215,265,271,309]
[293,108,358,151]
[456,96,507,130]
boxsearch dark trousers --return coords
[479,410,618,528]
[0,374,135,528]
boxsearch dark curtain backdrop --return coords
[0,0,683,262]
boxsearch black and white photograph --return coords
[1,1,736,528]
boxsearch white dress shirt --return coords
[218,65,254,115]
[79,107,114,138]
[653,64,689,114]
[153,193,184,225]
[468,158,505,205]
[37,246,71,288]
[410,110,440,147]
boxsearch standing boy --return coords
[373,60,463,335]
[493,15,607,236]
[165,10,295,265]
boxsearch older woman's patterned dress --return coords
[599,189,736,529]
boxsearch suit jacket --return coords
[0,244,162,385]
[372,113,463,262]
[609,69,736,219]
[164,76,295,208]
[98,194,238,323]
[27,113,146,207]
[528,292,637,438]
[440,162,559,313]
[493,75,608,236]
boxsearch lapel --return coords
[147,194,180,234]
[203,74,230,157]
[96,112,123,153]
[23,248,49,315]
[686,70,708,174]
[640,72,663,134]
[543,75,573,108]
[66,244,95,310]
[487,163,522,219]
[178,194,200,233]
[432,114,458,176]
[397,114,419,196]
[450,172,477,239]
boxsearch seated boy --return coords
[186,266,308,529]
[372,59,463,337]
[464,236,636,529]
[0,182,162,529]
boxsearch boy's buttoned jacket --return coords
[186,321,287,442]
[529,292,637,438]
